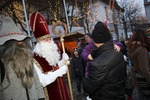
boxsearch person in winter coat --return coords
[127,28,150,100]
[0,16,45,100]
[70,48,84,95]
[81,34,123,77]
[82,21,127,100]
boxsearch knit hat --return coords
[73,48,78,52]
[30,12,50,42]
[0,16,29,45]
[92,21,112,43]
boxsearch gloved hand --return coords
[62,53,69,61]
[58,53,70,68]
[60,65,68,75]
[42,65,68,87]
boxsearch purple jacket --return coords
[81,40,96,77]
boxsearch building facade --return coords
[144,0,150,21]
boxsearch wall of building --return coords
[145,5,150,20]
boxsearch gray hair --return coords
[0,39,34,89]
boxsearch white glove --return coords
[63,53,70,65]
[47,65,67,77]
[62,53,69,61]
[42,65,67,86]
[59,65,68,75]
[34,63,67,87]
[58,59,65,68]
[58,53,70,68]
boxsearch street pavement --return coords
[64,77,128,100]
[64,78,87,100]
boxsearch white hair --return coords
[34,39,60,66]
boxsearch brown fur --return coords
[0,39,33,89]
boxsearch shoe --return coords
[86,96,92,100]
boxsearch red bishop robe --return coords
[34,53,70,100]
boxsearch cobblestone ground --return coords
[64,78,87,100]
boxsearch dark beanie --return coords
[92,21,112,43]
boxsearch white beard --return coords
[33,40,60,66]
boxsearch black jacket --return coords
[82,41,127,100]
[70,56,84,79]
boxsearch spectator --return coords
[70,48,84,96]
[81,34,123,77]
[84,33,92,45]
[127,28,150,100]
[81,33,96,77]
[82,21,127,100]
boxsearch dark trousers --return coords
[76,76,82,92]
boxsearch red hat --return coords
[30,12,50,41]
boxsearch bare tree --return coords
[0,0,32,33]
[118,0,142,40]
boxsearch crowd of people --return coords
[0,11,150,100]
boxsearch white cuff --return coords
[34,64,67,87]
[58,59,65,68]
[59,65,67,75]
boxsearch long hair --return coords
[127,28,150,51]
[0,38,33,89]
